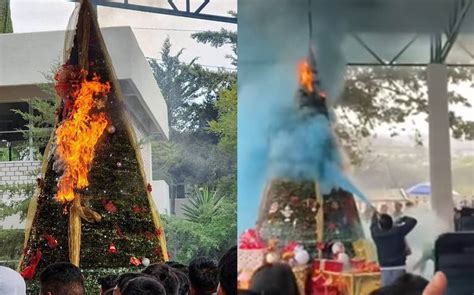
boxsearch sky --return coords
[10,0,237,69]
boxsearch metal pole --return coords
[427,64,453,229]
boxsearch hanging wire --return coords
[307,0,313,46]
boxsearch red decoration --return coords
[21,249,41,280]
[132,204,142,214]
[328,223,337,232]
[54,64,83,118]
[290,196,300,205]
[239,229,265,250]
[102,198,118,214]
[283,241,299,253]
[130,256,141,266]
[147,183,153,192]
[115,224,125,239]
[154,229,162,238]
[109,244,117,254]
[144,231,155,240]
[316,242,326,251]
[44,234,58,249]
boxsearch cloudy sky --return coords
[10,0,237,69]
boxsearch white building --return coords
[0,26,170,228]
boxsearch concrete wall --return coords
[0,160,40,229]
[151,180,171,216]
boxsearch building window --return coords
[0,102,29,161]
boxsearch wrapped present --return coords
[323,260,343,273]
[311,272,340,295]
[238,229,266,272]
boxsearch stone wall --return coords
[0,161,39,185]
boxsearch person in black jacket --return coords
[370,211,417,287]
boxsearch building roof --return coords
[0,26,168,139]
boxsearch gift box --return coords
[311,272,340,295]
[323,260,343,273]
[238,229,266,272]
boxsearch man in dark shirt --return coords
[371,212,417,287]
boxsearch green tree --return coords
[0,0,13,33]
[182,187,224,223]
[208,82,237,157]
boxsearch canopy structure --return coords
[238,0,474,231]
[406,183,461,197]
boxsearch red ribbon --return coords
[21,249,42,280]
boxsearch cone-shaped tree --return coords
[257,50,364,257]
[19,0,167,285]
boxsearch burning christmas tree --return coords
[258,49,365,258]
[18,0,167,286]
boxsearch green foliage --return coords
[149,38,234,137]
[338,66,474,164]
[191,28,238,66]
[0,0,12,33]
[162,197,236,264]
[182,187,224,223]
[208,82,237,156]
[0,229,24,262]
[0,182,35,222]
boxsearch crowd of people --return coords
[0,246,237,295]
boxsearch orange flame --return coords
[55,72,110,203]
[298,61,314,93]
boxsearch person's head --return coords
[166,261,189,275]
[189,257,219,295]
[0,266,26,295]
[379,214,393,230]
[380,204,389,214]
[98,274,118,295]
[116,273,152,295]
[249,263,299,295]
[174,270,190,295]
[370,273,429,295]
[217,246,237,295]
[121,277,166,295]
[142,263,179,295]
[395,202,403,212]
[39,262,85,295]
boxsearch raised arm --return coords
[398,216,417,236]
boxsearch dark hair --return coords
[97,274,118,292]
[370,273,428,295]
[189,257,219,294]
[142,263,179,295]
[117,272,153,292]
[249,263,299,295]
[379,214,393,230]
[174,270,190,295]
[39,262,85,295]
[218,246,237,295]
[122,277,166,295]
[103,290,115,295]
[166,261,189,274]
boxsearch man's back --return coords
[371,215,417,267]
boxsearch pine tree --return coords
[19,1,166,290]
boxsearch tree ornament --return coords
[294,245,310,265]
[117,162,122,168]
[142,257,150,267]
[269,202,279,214]
[132,204,142,214]
[280,205,294,222]
[147,183,153,192]
[290,196,300,206]
[115,224,125,239]
[102,198,118,214]
[44,234,58,249]
[107,125,116,134]
[130,256,141,266]
[20,249,41,280]
[109,244,117,254]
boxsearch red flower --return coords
[102,198,118,214]
[44,234,58,249]
[132,205,142,214]
[144,231,155,241]
[316,242,326,251]
[130,256,141,266]
[21,249,41,280]
[109,244,118,254]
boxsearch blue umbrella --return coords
[406,182,460,196]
